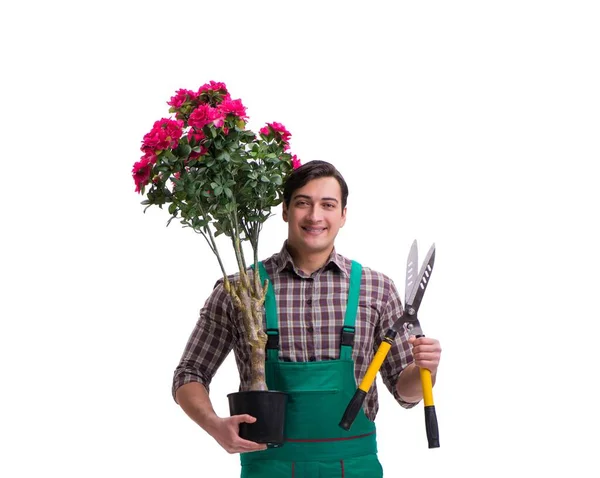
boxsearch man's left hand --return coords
[408,336,442,375]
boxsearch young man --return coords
[172,160,442,477]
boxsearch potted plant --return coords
[132,81,301,444]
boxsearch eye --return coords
[323,203,336,209]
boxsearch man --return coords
[173,160,442,477]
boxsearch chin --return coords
[303,240,332,252]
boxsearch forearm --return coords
[395,362,436,403]
[175,382,220,435]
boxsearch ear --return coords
[340,207,347,228]
[282,203,289,222]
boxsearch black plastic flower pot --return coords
[227,390,288,447]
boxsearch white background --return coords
[1,1,599,476]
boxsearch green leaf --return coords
[177,143,192,158]
[260,175,269,183]
[218,151,231,162]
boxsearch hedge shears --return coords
[339,240,440,448]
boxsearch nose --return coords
[307,205,322,222]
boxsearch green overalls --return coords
[240,261,383,478]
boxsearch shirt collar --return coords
[275,241,349,277]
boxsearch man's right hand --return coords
[209,414,268,454]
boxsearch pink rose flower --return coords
[198,81,229,96]
[261,122,291,149]
[167,89,198,109]
[141,118,184,153]
[291,155,301,170]
[188,104,225,130]
[188,128,206,144]
[219,98,248,120]
[268,122,291,143]
[132,155,154,193]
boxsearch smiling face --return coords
[282,176,347,260]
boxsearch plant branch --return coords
[192,227,216,255]
[204,224,228,281]
[195,202,228,282]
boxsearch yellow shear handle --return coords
[421,368,434,406]
[339,336,394,431]
[360,339,393,392]
[420,366,440,448]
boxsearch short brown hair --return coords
[283,160,349,209]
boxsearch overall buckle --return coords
[266,328,279,349]
[340,326,355,347]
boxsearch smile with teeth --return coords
[302,226,327,235]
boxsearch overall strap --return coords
[340,260,362,360]
[256,262,279,361]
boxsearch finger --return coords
[230,415,268,451]
[414,341,441,353]
[417,353,441,366]
[412,337,439,347]
[412,344,430,356]
[413,345,430,356]
[414,349,440,360]
[236,438,268,452]
[233,414,257,424]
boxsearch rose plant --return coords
[133,81,300,392]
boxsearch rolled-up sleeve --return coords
[378,279,419,409]
[171,281,235,402]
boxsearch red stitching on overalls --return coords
[285,430,376,443]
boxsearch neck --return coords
[286,243,333,275]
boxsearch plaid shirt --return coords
[172,242,417,420]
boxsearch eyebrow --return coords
[293,194,339,203]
